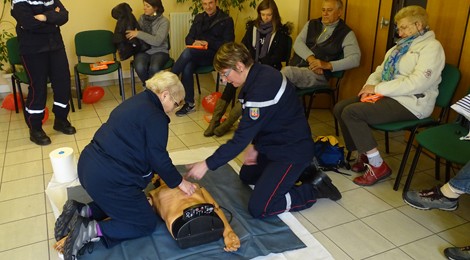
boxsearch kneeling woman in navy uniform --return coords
[54,71,196,260]
[187,42,341,218]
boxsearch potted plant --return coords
[1,0,15,72]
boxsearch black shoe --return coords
[64,215,99,260]
[54,200,89,241]
[30,129,51,146]
[175,103,195,117]
[444,245,470,260]
[312,170,342,201]
[54,118,76,135]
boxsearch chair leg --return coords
[11,76,19,113]
[74,68,82,109]
[403,145,423,193]
[215,73,220,92]
[305,94,314,119]
[195,74,201,95]
[130,61,136,96]
[118,67,125,102]
[329,90,339,136]
[445,161,451,182]
[385,131,390,153]
[393,129,417,191]
[435,156,441,180]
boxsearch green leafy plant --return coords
[1,0,15,72]
[176,0,258,16]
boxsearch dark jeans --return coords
[333,96,417,153]
[171,48,215,104]
[133,52,169,83]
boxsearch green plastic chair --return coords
[130,58,174,96]
[296,70,345,136]
[371,63,461,191]
[74,30,124,109]
[195,65,220,95]
[403,116,470,193]
[6,37,75,113]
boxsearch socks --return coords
[440,183,464,199]
[366,151,383,167]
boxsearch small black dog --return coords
[111,3,149,61]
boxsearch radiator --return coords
[169,12,192,60]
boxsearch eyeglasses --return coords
[170,94,182,109]
[219,68,232,80]
[396,22,416,33]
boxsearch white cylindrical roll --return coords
[50,147,77,183]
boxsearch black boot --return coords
[214,102,242,137]
[30,128,51,146]
[204,99,228,137]
[311,170,342,201]
[54,118,76,135]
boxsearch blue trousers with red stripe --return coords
[239,153,317,218]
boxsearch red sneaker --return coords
[353,162,392,186]
[351,153,368,172]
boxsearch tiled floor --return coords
[0,74,469,260]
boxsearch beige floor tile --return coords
[299,199,357,230]
[363,209,433,246]
[0,215,48,251]
[438,222,470,247]
[323,220,395,259]
[169,121,204,135]
[364,181,405,208]
[71,117,103,130]
[291,212,318,233]
[367,248,413,260]
[0,121,10,132]
[4,147,42,166]
[338,188,393,218]
[0,241,49,260]
[0,194,46,225]
[73,126,99,141]
[312,231,352,260]
[178,132,215,147]
[399,205,467,233]
[0,175,44,202]
[2,160,43,182]
[167,135,187,151]
[400,235,452,260]
[6,127,29,141]
[6,137,38,153]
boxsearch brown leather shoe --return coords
[351,153,368,172]
[353,162,392,186]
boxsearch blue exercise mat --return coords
[70,164,305,259]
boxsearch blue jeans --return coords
[171,48,215,104]
[133,52,169,83]
[449,161,470,194]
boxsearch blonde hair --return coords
[145,71,185,102]
[394,5,429,28]
[213,42,254,72]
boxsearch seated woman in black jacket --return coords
[204,0,292,137]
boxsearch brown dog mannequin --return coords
[148,179,240,252]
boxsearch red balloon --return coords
[42,107,49,124]
[1,93,22,111]
[202,92,222,113]
[82,86,105,104]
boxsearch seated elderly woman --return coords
[333,5,445,186]
[148,177,240,252]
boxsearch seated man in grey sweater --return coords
[281,0,360,88]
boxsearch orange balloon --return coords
[42,107,49,124]
[1,93,22,111]
[202,92,222,113]
[82,86,105,104]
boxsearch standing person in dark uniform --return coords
[187,42,341,218]
[53,71,196,259]
[11,0,76,146]
[204,0,292,137]
[172,0,234,117]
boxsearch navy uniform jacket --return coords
[206,64,315,170]
[79,90,182,190]
[11,0,68,55]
